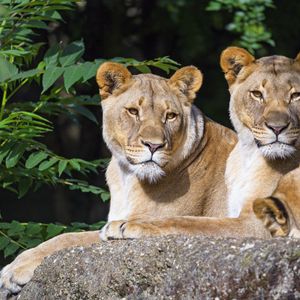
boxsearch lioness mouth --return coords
[254,139,295,148]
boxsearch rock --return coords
[17,236,300,299]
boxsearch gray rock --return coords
[17,236,300,299]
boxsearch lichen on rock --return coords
[17,236,300,299]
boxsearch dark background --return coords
[1,0,300,225]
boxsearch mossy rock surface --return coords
[16,236,300,299]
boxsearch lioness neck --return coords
[226,140,300,218]
[107,107,237,221]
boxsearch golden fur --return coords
[253,167,300,238]
[99,47,300,240]
[0,62,236,294]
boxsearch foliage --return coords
[0,0,179,261]
[207,0,275,53]
[0,220,106,258]
[0,0,179,199]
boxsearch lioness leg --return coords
[0,231,100,294]
[100,216,271,240]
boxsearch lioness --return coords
[99,47,300,240]
[0,62,236,294]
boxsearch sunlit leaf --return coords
[38,157,59,171]
[69,159,80,171]
[59,40,85,67]
[44,44,61,67]
[58,160,67,176]
[5,143,27,169]
[25,152,48,169]
[0,57,18,82]
[63,65,82,92]
[46,224,64,239]
[42,66,64,93]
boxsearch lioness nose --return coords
[266,123,289,135]
[142,141,165,154]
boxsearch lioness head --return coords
[96,62,203,183]
[221,47,300,159]
[253,167,300,238]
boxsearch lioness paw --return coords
[100,220,162,240]
[99,220,127,241]
[122,221,161,238]
[0,248,43,296]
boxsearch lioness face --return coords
[96,62,203,183]
[221,47,300,159]
[253,167,300,238]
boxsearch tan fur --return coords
[0,62,236,294]
[100,48,300,241]
[253,167,300,238]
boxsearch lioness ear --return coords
[96,62,132,99]
[253,197,289,237]
[169,66,203,102]
[220,47,255,86]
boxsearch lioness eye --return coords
[250,90,263,100]
[291,92,300,102]
[166,112,177,120]
[127,108,138,116]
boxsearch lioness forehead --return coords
[129,74,177,99]
[256,55,299,75]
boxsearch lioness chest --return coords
[226,142,300,217]
[107,120,237,221]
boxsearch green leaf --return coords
[101,192,110,202]
[25,20,48,29]
[22,238,43,248]
[7,221,25,235]
[38,157,59,171]
[0,57,18,82]
[0,141,15,164]
[58,160,68,176]
[4,243,19,258]
[26,223,42,236]
[153,62,171,74]
[69,159,80,171]
[63,65,83,92]
[18,177,31,198]
[25,151,48,169]
[81,61,99,82]
[71,105,98,124]
[0,222,12,230]
[44,44,60,67]
[135,65,151,73]
[46,224,64,239]
[42,66,64,93]
[0,49,30,57]
[206,2,222,11]
[5,143,27,168]
[0,236,10,250]
[40,10,63,21]
[10,69,41,81]
[59,40,85,67]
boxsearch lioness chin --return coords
[100,47,300,241]
[0,62,236,294]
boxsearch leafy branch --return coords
[207,0,275,53]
